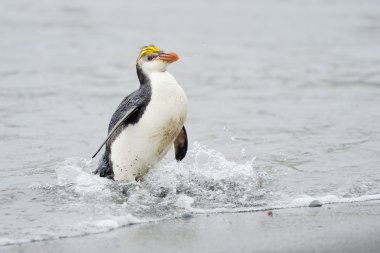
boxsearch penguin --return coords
[92,45,188,181]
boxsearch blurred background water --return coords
[1,0,380,246]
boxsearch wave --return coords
[1,142,379,246]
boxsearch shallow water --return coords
[1,0,380,246]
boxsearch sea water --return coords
[1,0,380,246]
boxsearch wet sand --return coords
[3,200,380,253]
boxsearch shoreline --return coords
[3,200,380,253]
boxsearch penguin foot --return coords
[93,166,114,179]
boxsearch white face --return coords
[138,54,170,74]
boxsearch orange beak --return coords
[159,52,179,63]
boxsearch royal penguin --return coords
[93,45,188,181]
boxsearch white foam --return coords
[2,143,380,247]
[55,157,112,196]
[174,194,195,209]
[81,214,145,232]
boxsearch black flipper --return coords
[174,126,188,161]
[92,106,139,159]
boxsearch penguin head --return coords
[136,45,179,74]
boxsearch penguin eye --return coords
[147,55,154,61]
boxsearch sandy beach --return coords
[3,200,380,253]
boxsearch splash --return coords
[2,142,379,246]
[122,142,271,217]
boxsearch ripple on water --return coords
[1,142,380,246]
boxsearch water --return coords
[1,0,380,246]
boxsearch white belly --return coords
[110,72,187,181]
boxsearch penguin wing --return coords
[91,105,139,159]
[174,126,188,161]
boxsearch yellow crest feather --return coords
[137,45,161,63]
